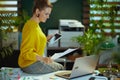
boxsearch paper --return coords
[51,48,78,60]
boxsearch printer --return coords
[59,19,84,31]
[59,19,85,47]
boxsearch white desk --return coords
[0,67,108,80]
[21,71,108,80]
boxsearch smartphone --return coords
[49,33,62,44]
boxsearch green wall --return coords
[21,0,33,16]
[21,0,83,33]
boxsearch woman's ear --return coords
[36,8,40,17]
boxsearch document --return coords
[51,48,78,60]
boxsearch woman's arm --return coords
[36,55,53,64]
[47,34,53,42]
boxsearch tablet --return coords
[49,33,61,44]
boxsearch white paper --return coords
[51,48,78,60]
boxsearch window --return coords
[90,0,120,36]
[0,0,19,32]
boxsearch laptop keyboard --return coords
[55,71,72,78]
[62,73,71,77]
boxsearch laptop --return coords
[55,55,99,79]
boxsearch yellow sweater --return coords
[18,20,47,68]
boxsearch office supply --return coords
[51,48,78,60]
[55,55,99,79]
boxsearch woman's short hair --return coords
[33,0,53,13]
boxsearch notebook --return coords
[55,55,99,79]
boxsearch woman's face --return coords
[39,7,52,23]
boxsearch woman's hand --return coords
[47,34,53,42]
[36,55,53,64]
[42,57,53,64]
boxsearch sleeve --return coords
[20,25,39,61]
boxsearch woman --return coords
[18,0,64,74]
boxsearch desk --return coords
[0,67,108,80]
[21,71,108,80]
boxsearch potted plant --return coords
[0,12,17,59]
[72,0,119,56]
[0,10,30,67]
[72,29,106,56]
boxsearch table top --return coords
[0,67,108,80]
[21,71,108,80]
